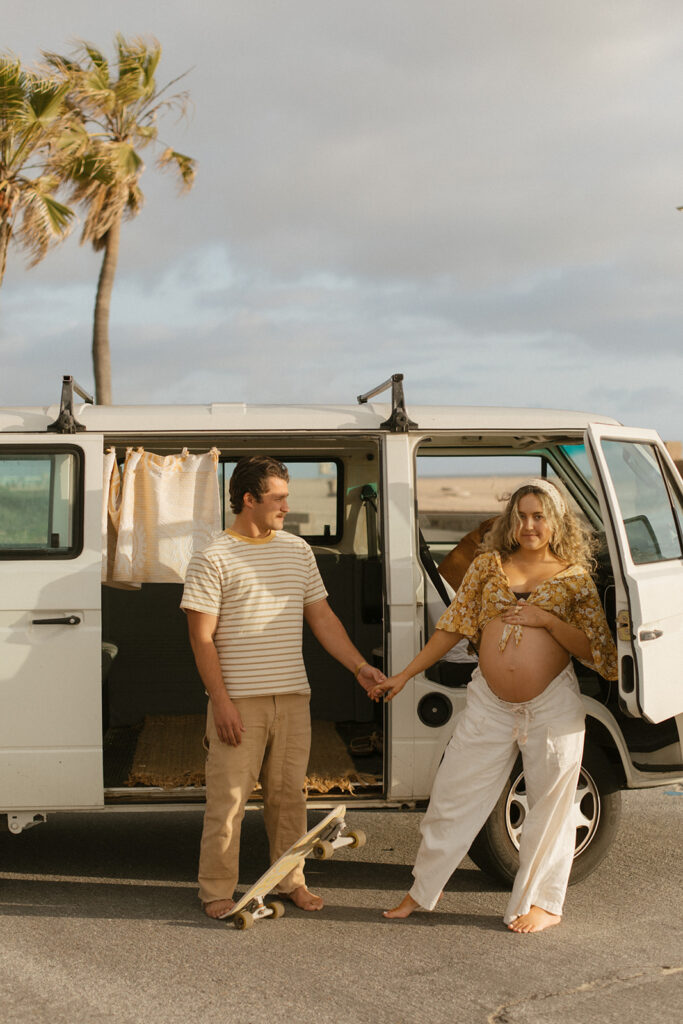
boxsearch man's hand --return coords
[369,672,409,702]
[212,693,245,746]
[356,663,386,697]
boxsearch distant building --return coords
[665,441,682,477]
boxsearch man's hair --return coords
[229,456,289,514]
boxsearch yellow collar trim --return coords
[225,528,276,545]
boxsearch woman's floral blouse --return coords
[436,550,618,681]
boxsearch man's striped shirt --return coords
[181,528,327,698]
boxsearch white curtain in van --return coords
[102,448,119,581]
[103,447,221,584]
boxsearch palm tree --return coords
[0,56,74,288]
[46,36,196,404]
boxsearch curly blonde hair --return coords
[481,482,596,569]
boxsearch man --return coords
[181,455,385,919]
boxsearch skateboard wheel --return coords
[234,910,254,930]
[348,828,367,849]
[313,840,335,860]
[266,900,285,920]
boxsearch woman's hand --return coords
[501,601,593,660]
[369,673,409,702]
[500,601,551,630]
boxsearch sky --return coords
[2,1,682,441]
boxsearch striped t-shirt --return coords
[180,528,327,698]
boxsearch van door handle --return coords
[32,616,81,626]
[639,629,663,641]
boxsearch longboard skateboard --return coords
[226,804,366,930]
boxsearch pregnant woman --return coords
[373,479,617,932]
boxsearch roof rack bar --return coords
[357,372,418,433]
[46,375,94,434]
[357,375,396,404]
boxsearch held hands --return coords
[356,663,387,696]
[369,673,409,703]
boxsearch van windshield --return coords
[558,443,596,488]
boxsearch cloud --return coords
[1,1,681,443]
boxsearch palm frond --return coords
[26,79,71,126]
[111,142,144,177]
[36,34,195,258]
[16,175,74,265]
[0,58,74,187]
[41,51,80,75]
[157,147,197,192]
[82,180,130,247]
[125,181,144,216]
[84,44,109,77]
[0,59,37,132]
[0,57,27,117]
[135,124,157,141]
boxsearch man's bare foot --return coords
[508,906,561,933]
[282,885,324,911]
[202,898,236,920]
[383,893,420,919]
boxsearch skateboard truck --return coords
[233,897,286,930]
[228,805,366,930]
[311,816,366,861]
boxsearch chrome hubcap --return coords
[504,766,601,857]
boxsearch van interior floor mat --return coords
[306,720,380,793]
[123,715,381,793]
[127,714,206,788]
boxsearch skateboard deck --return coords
[226,803,366,929]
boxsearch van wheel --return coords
[468,740,622,886]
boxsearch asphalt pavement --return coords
[0,787,681,1024]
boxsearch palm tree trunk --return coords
[92,213,121,404]
[0,216,12,288]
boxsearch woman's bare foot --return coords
[283,885,324,911]
[202,898,236,920]
[383,893,421,919]
[508,906,561,933]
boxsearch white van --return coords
[1,373,682,886]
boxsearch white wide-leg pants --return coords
[410,663,586,923]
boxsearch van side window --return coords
[220,458,343,544]
[416,453,550,563]
[600,441,683,564]
[0,450,82,558]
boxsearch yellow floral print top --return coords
[436,551,618,681]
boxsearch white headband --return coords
[524,478,566,516]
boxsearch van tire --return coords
[467,740,622,887]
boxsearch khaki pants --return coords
[410,663,586,922]
[198,692,311,905]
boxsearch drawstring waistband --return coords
[511,703,535,745]
[469,663,579,746]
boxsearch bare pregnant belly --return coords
[478,617,570,702]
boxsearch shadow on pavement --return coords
[0,810,508,928]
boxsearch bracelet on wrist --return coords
[354,661,368,679]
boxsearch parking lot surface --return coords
[0,788,681,1023]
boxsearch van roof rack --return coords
[357,372,418,432]
[47,375,94,434]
